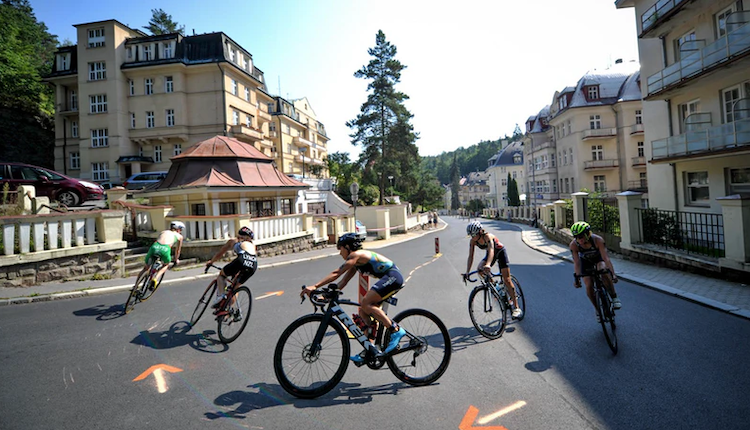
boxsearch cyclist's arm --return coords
[465,240,476,275]
[569,241,582,276]
[483,234,495,272]
[173,235,183,262]
[207,239,235,265]
[311,254,358,290]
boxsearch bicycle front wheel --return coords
[387,308,452,386]
[139,271,157,302]
[509,275,526,321]
[123,271,148,314]
[468,285,507,339]
[190,280,217,327]
[274,313,350,399]
[596,288,618,355]
[217,286,252,344]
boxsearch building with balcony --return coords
[616,0,750,214]
[45,19,330,185]
[458,171,491,208]
[522,106,558,206]
[548,61,646,200]
[487,140,525,209]
[267,97,329,179]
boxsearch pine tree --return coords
[347,30,418,205]
[450,154,461,210]
[143,8,185,36]
[508,177,521,206]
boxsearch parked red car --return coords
[0,162,104,206]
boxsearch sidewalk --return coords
[514,222,750,320]
[0,223,446,306]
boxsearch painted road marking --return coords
[256,291,284,300]
[478,401,527,424]
[133,364,183,394]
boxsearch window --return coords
[245,87,250,101]
[715,6,735,39]
[679,99,701,132]
[87,28,105,48]
[126,46,133,61]
[92,162,109,181]
[173,144,182,156]
[70,90,77,110]
[154,145,162,163]
[551,153,556,167]
[128,79,134,96]
[229,49,235,62]
[192,203,206,216]
[512,171,517,179]
[722,85,741,123]
[57,53,69,71]
[231,79,237,96]
[567,120,571,135]
[635,110,642,124]
[727,168,750,194]
[165,76,173,93]
[592,145,603,160]
[233,110,240,125]
[281,198,292,215]
[674,30,696,61]
[143,44,153,61]
[88,62,106,80]
[163,42,173,58]
[69,152,80,170]
[130,112,136,128]
[71,121,78,138]
[594,175,607,192]
[91,129,108,147]
[89,94,107,113]
[501,178,507,186]
[639,172,648,188]
[563,150,568,165]
[145,78,153,95]
[138,146,144,157]
[637,141,644,157]
[146,111,154,128]
[558,96,567,110]
[571,178,575,193]
[587,86,599,100]
[513,153,522,164]
[589,115,601,129]
[166,109,174,127]
[564,178,570,193]
[552,179,557,193]
[685,171,709,205]
[245,115,252,128]
[219,202,236,215]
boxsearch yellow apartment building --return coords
[45,19,329,185]
[523,106,558,206]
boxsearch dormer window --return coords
[513,153,522,164]
[88,28,105,48]
[163,42,173,58]
[143,44,153,61]
[587,85,599,100]
[56,53,70,71]
[558,96,567,110]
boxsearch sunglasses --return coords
[574,233,587,239]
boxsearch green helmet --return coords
[570,221,591,237]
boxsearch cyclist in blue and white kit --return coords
[301,233,406,364]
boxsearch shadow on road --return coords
[131,321,228,353]
[73,303,126,321]
[448,325,518,352]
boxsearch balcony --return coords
[256,104,272,123]
[582,128,617,140]
[640,0,690,37]
[293,136,313,148]
[646,12,750,98]
[651,117,750,162]
[630,123,644,134]
[531,140,555,152]
[57,104,79,117]
[584,159,619,170]
[230,125,263,142]
[632,156,646,167]
[129,125,189,144]
[627,180,648,192]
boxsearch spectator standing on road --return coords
[140,221,184,290]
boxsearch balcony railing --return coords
[652,117,750,160]
[640,0,689,35]
[632,156,646,166]
[647,12,750,97]
[582,128,617,139]
[230,125,263,142]
[293,136,313,148]
[584,159,619,170]
[627,179,648,190]
[630,123,644,134]
[532,140,555,151]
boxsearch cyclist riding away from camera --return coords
[205,226,258,313]
[140,221,184,289]
[569,221,621,321]
[300,233,406,364]
[464,220,523,319]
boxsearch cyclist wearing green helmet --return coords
[569,221,621,321]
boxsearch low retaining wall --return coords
[0,248,124,288]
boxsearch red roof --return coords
[172,135,272,161]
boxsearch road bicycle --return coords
[189,264,252,344]
[123,258,172,314]
[463,270,526,340]
[576,269,618,354]
[273,283,452,399]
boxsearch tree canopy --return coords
[143,8,185,35]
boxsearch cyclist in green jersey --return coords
[140,221,185,289]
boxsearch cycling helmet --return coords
[170,221,186,231]
[238,226,254,239]
[337,232,363,251]
[466,220,483,237]
[570,221,591,237]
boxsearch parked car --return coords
[123,171,168,190]
[355,220,367,241]
[0,162,104,207]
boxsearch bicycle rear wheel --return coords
[468,285,507,339]
[386,308,451,386]
[190,280,217,327]
[596,288,618,355]
[274,313,350,399]
[217,286,252,344]
[123,271,148,314]
[509,275,526,321]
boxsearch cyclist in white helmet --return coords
[463,220,523,318]
[140,220,185,290]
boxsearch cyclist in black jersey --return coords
[301,233,405,364]
[569,221,621,321]
[205,226,258,311]
[463,220,523,318]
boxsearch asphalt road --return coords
[1,217,749,430]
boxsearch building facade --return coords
[522,106,558,206]
[45,20,329,185]
[487,140,525,208]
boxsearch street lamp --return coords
[388,175,394,188]
[299,146,307,179]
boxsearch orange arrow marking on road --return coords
[256,291,284,300]
[133,364,183,393]
[459,406,509,430]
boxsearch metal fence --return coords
[636,208,724,258]
[586,197,621,237]
[564,207,574,229]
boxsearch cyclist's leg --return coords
[596,261,618,298]
[140,243,158,278]
[495,249,517,307]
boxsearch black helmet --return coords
[238,226,254,239]
[337,232,363,251]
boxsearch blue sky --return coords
[31,0,639,157]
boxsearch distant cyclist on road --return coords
[205,226,258,312]
[569,221,621,321]
[140,221,184,290]
[463,220,523,318]
[300,233,406,364]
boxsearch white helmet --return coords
[170,221,186,231]
[466,221,482,236]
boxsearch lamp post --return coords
[299,146,307,179]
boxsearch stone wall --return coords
[179,234,329,262]
[0,250,123,288]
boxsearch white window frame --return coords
[231,79,237,96]
[88,62,106,81]
[635,110,642,125]
[685,171,710,206]
[594,175,607,192]
[727,168,750,194]
[680,99,701,132]
[71,121,78,137]
[89,94,107,113]
[128,79,134,96]
[722,84,742,124]
[91,129,108,147]
[715,5,735,39]
[173,144,182,156]
[154,145,162,163]
[166,109,174,127]
[232,110,240,125]
[87,28,105,48]
[587,86,599,99]
[145,78,153,95]
[675,30,696,61]
[245,115,252,128]
[146,111,155,128]
[70,89,77,110]
[592,145,603,161]
[244,87,250,101]
[130,112,136,129]
[69,152,80,170]
[637,141,644,157]
[91,162,109,181]
[165,76,173,93]
[163,42,173,58]
[589,115,601,130]
[143,44,153,61]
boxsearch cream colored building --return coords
[548,61,647,202]
[458,171,490,208]
[267,96,329,179]
[522,106,558,207]
[615,0,750,214]
[487,140,525,208]
[45,19,328,185]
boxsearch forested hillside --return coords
[421,138,506,185]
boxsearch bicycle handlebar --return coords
[463,270,500,283]
[204,263,223,274]
[574,268,613,280]
[300,283,342,307]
